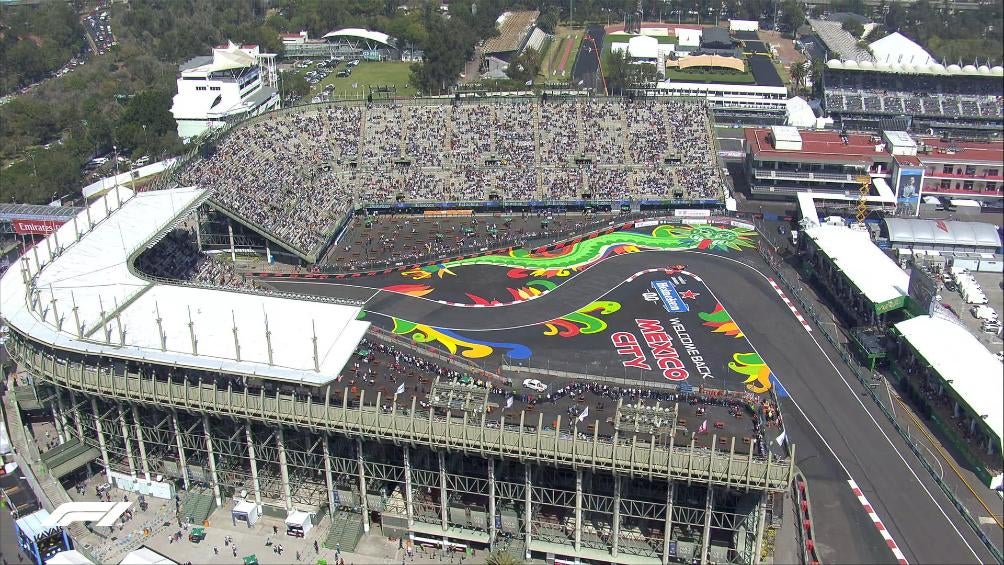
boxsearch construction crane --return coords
[854,174,871,225]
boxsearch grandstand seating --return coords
[823,69,1004,121]
[177,98,723,256]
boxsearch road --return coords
[264,248,997,564]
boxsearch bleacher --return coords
[179,487,217,525]
[323,510,364,552]
[177,98,725,259]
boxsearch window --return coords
[195,86,207,91]
[210,86,221,91]
[964,165,977,175]
[985,182,998,192]
[943,164,954,174]
[987,168,1000,177]
[963,181,974,191]
[940,179,951,190]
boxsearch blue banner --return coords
[652,280,689,313]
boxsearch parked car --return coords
[522,378,547,392]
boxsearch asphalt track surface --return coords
[264,249,996,565]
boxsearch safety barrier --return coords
[792,473,822,565]
[749,216,1003,564]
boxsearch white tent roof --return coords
[119,547,177,565]
[0,187,369,386]
[627,35,659,59]
[785,97,816,128]
[182,42,255,75]
[895,316,1003,445]
[285,510,312,526]
[15,509,52,539]
[883,218,1002,248]
[47,551,94,565]
[233,500,257,513]
[869,32,934,66]
[805,224,909,305]
[323,28,392,46]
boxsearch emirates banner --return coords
[12,219,66,235]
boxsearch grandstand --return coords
[174,97,724,263]
[822,61,1004,137]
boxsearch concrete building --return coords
[169,42,279,142]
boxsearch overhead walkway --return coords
[40,439,101,480]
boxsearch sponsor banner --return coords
[651,280,689,313]
[12,219,66,235]
[680,218,708,225]
[423,209,474,217]
[635,220,660,228]
[674,209,712,218]
[730,219,756,230]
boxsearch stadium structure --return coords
[282,28,421,62]
[0,95,798,565]
[821,60,1004,138]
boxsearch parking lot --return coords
[941,269,1004,354]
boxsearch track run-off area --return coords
[261,223,996,564]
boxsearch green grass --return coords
[539,26,585,82]
[663,67,756,84]
[310,61,417,98]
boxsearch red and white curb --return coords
[848,479,909,564]
[767,278,812,333]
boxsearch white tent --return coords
[232,499,260,526]
[285,510,314,537]
[785,97,816,128]
[869,32,934,66]
[119,547,176,565]
[47,551,94,565]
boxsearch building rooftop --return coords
[916,137,1004,165]
[804,224,909,306]
[895,315,1002,445]
[745,127,885,165]
[0,187,369,386]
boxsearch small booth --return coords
[14,509,73,565]
[284,510,313,538]
[188,527,206,543]
[231,500,260,527]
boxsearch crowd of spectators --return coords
[178,98,723,254]
[134,229,260,291]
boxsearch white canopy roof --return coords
[883,218,1002,249]
[870,32,934,66]
[805,224,909,305]
[182,42,255,75]
[119,547,177,565]
[0,187,369,386]
[285,510,312,526]
[895,316,1002,445]
[627,35,659,59]
[785,97,816,128]
[323,28,392,46]
[47,551,94,565]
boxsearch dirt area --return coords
[758,30,806,67]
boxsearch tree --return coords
[280,71,309,101]
[789,61,807,94]
[507,48,541,84]
[485,552,522,565]
[537,8,560,34]
[779,0,807,33]
[841,20,865,39]
[603,49,661,95]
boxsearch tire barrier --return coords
[793,473,822,565]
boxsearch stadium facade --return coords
[2,180,791,562]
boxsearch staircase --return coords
[323,510,364,552]
[179,488,216,525]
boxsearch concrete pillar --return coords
[356,438,370,532]
[574,470,583,553]
[700,486,714,565]
[403,447,415,531]
[90,398,113,482]
[276,427,293,510]
[246,425,263,511]
[524,465,532,559]
[55,391,70,443]
[662,482,676,565]
[323,434,336,517]
[202,414,222,506]
[171,411,190,490]
[117,405,137,476]
[488,458,497,550]
[752,493,769,565]
[69,392,85,443]
[612,474,621,557]
[50,401,65,445]
[131,404,150,480]
[438,451,449,533]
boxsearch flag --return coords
[577,406,589,423]
[775,431,787,447]
[395,382,405,395]
[698,419,708,434]
[505,396,513,409]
